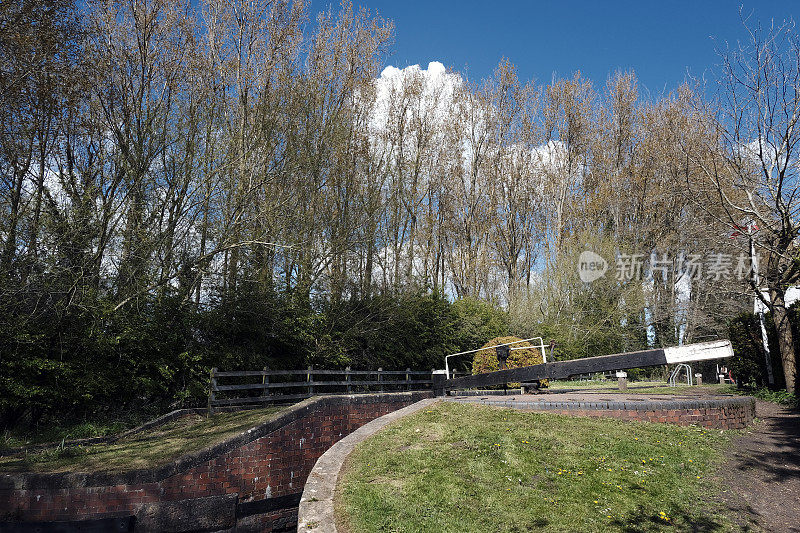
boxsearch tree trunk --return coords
[770,288,798,394]
[1,166,26,273]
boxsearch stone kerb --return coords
[297,398,439,532]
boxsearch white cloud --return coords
[370,61,462,135]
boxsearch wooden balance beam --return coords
[435,340,733,394]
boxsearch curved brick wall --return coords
[446,395,756,429]
[0,391,432,532]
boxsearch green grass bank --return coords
[337,401,739,532]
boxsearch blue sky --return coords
[313,0,800,96]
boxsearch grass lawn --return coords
[337,401,739,532]
[0,407,283,474]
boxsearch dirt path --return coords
[717,400,800,532]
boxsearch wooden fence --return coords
[207,367,438,411]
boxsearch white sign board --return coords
[663,340,733,364]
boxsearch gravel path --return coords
[717,400,800,532]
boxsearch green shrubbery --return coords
[0,286,509,431]
[507,235,651,363]
[749,387,799,408]
[727,304,798,390]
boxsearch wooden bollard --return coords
[694,373,702,386]
[432,370,447,397]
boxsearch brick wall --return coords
[446,396,756,430]
[546,403,754,429]
[0,391,432,531]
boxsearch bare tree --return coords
[686,17,800,393]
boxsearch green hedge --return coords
[0,286,509,430]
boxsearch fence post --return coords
[207,367,218,415]
[406,368,411,391]
[307,365,313,396]
[378,367,383,393]
[261,366,269,399]
[346,366,352,394]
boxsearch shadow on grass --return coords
[509,518,549,530]
[610,504,729,532]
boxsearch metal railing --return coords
[668,363,693,386]
[444,337,549,379]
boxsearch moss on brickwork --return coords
[1,392,431,524]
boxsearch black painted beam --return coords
[444,340,733,391]
[237,492,303,517]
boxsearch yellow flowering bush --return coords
[471,336,547,385]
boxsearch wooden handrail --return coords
[207,367,434,412]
